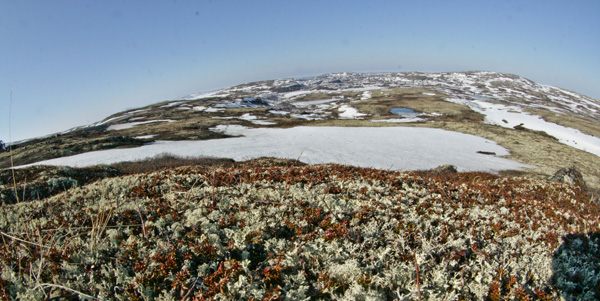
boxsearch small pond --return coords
[390,107,421,118]
[391,107,417,114]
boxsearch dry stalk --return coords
[34,228,47,299]
[413,250,422,301]
[90,207,114,251]
[41,224,143,232]
[211,168,217,207]
[0,230,50,249]
[8,89,19,203]
[136,203,147,239]
[38,283,99,300]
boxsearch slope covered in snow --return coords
[446,98,600,156]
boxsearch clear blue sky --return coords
[2,0,599,141]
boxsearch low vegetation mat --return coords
[0,163,598,300]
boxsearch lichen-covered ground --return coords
[0,161,598,300]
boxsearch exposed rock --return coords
[433,164,458,174]
[549,166,587,190]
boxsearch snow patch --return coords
[135,135,156,139]
[291,113,325,120]
[282,90,311,99]
[338,105,367,119]
[26,126,531,173]
[251,120,277,125]
[371,118,425,123]
[160,101,185,108]
[182,91,230,100]
[293,99,340,107]
[268,110,290,115]
[340,86,382,92]
[238,113,276,125]
[214,113,276,125]
[107,120,174,131]
[447,99,600,156]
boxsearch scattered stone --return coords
[549,166,587,190]
[513,123,526,130]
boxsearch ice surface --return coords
[26,126,531,172]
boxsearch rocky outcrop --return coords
[432,164,458,174]
[549,166,587,190]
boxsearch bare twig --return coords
[320,196,341,221]
[182,275,201,300]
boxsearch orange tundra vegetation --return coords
[0,161,598,299]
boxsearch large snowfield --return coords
[25,126,531,172]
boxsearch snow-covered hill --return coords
[184,71,599,121]
[2,72,600,300]
[5,71,600,188]
[99,71,600,157]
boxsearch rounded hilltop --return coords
[1,71,599,298]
